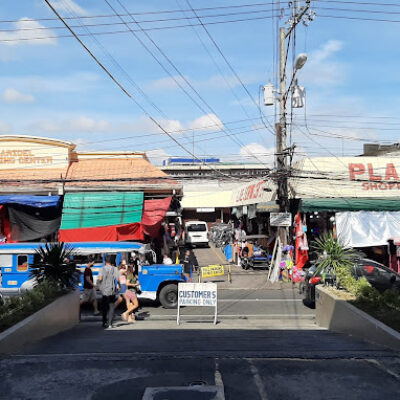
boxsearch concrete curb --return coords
[316,285,400,352]
[0,290,80,354]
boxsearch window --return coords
[71,253,103,265]
[187,224,207,232]
[17,255,28,272]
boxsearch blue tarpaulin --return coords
[0,195,60,208]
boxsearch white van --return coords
[184,221,209,247]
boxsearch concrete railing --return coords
[316,285,400,351]
[0,290,80,354]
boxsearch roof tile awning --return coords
[65,158,180,191]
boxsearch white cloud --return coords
[74,138,89,149]
[148,76,187,91]
[2,88,35,103]
[0,120,12,133]
[0,18,57,46]
[239,143,275,166]
[299,40,345,87]
[188,113,224,132]
[69,116,111,132]
[0,72,100,93]
[146,148,170,166]
[148,74,260,92]
[28,120,61,133]
[313,40,343,63]
[52,0,87,15]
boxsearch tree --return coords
[30,242,79,289]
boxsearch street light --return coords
[295,53,308,70]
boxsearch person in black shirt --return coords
[181,248,199,282]
[80,259,100,315]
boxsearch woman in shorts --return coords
[125,265,140,322]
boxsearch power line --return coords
[0,13,284,43]
[184,0,276,136]
[43,0,231,181]
[110,0,269,166]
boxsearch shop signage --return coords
[232,179,275,207]
[0,149,53,166]
[257,201,280,212]
[177,282,217,324]
[349,162,400,192]
[196,207,215,213]
[201,265,225,278]
[270,212,292,227]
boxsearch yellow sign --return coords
[201,265,225,278]
[7,280,17,286]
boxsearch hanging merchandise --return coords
[294,213,309,269]
[269,239,282,284]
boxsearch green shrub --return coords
[311,233,362,286]
[0,281,63,333]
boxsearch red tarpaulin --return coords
[142,197,172,238]
[58,222,143,242]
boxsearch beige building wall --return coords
[0,136,73,171]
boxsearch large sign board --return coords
[177,282,217,325]
[270,212,292,227]
[293,157,400,198]
[0,139,70,170]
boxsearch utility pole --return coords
[275,1,313,245]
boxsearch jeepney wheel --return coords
[159,284,178,309]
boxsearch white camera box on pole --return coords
[177,282,218,325]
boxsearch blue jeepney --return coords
[0,242,185,308]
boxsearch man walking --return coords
[80,258,100,315]
[98,255,119,328]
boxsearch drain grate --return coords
[189,380,207,386]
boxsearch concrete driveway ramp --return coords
[142,386,225,400]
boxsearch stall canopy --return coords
[336,211,400,247]
[59,192,144,242]
[142,197,171,238]
[300,198,400,213]
[0,196,61,242]
[0,195,60,208]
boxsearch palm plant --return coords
[311,233,361,287]
[30,242,79,289]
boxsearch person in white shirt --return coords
[163,254,173,265]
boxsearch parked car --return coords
[302,259,400,306]
[184,221,209,247]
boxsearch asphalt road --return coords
[1,247,399,399]
[80,288,316,329]
[1,324,399,399]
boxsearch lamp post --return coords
[263,1,314,245]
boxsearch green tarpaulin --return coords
[300,197,400,212]
[60,192,144,230]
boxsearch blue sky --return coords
[0,0,399,165]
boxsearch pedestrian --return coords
[98,254,119,329]
[181,248,199,282]
[80,258,100,315]
[114,262,128,319]
[125,265,140,322]
[138,253,149,271]
[163,253,173,265]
